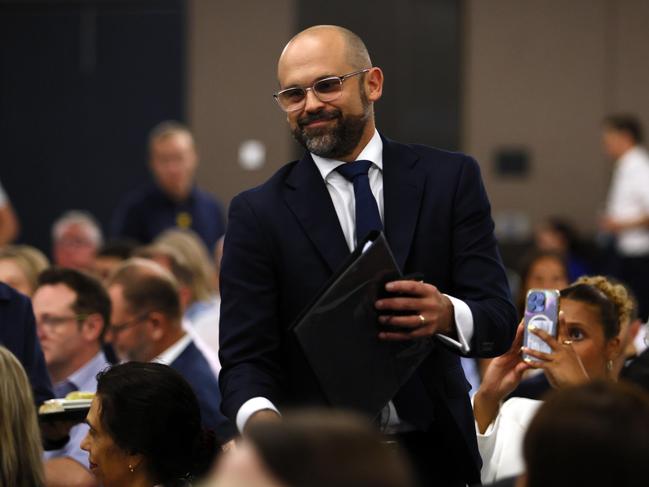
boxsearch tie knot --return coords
[335,160,373,181]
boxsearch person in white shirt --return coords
[473,276,631,483]
[601,114,649,321]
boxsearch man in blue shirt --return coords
[111,121,225,252]
[34,268,113,487]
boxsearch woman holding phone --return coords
[473,275,633,483]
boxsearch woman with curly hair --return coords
[473,275,634,483]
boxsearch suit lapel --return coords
[382,136,426,270]
[284,153,350,273]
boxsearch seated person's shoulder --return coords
[0,281,29,308]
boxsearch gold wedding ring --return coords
[418,314,426,324]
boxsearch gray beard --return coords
[292,106,371,159]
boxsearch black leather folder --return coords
[293,232,431,419]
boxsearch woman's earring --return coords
[607,360,613,371]
[128,464,135,473]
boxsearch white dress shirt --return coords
[606,146,649,256]
[236,130,475,432]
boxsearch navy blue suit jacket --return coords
[170,340,235,443]
[0,283,53,405]
[219,136,517,483]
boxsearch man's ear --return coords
[81,313,104,342]
[365,67,384,103]
[178,285,193,312]
[148,311,167,341]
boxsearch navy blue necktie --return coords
[335,160,383,247]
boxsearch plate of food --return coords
[38,392,94,423]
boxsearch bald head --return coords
[276,25,383,162]
[279,25,371,79]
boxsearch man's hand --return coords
[375,280,455,341]
[41,419,79,449]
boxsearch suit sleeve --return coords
[19,296,54,405]
[218,193,286,419]
[450,156,518,357]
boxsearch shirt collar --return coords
[61,351,109,392]
[153,333,192,366]
[311,129,383,180]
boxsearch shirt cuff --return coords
[437,294,474,354]
[236,397,281,433]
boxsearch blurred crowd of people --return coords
[1,43,649,487]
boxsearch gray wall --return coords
[463,0,649,236]
[187,0,295,207]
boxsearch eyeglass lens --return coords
[278,77,343,110]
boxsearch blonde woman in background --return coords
[154,229,221,359]
[0,245,49,296]
[155,228,217,305]
[0,345,44,487]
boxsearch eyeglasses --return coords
[273,69,371,112]
[108,313,149,336]
[36,314,88,330]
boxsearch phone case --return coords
[522,288,560,362]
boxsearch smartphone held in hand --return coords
[522,289,560,362]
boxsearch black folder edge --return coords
[288,231,395,332]
[292,231,430,418]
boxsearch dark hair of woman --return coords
[516,249,569,315]
[95,362,217,486]
[246,410,414,487]
[523,381,649,487]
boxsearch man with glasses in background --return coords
[33,268,112,487]
[219,25,517,487]
[105,258,234,444]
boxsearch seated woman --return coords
[514,250,569,317]
[0,345,45,487]
[81,362,217,487]
[0,244,49,297]
[473,275,633,483]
